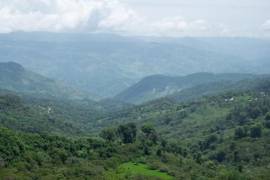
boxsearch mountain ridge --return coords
[1,33,270,98]
[0,61,93,100]
[114,72,257,104]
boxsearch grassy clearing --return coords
[105,162,174,180]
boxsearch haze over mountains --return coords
[1,32,270,98]
[0,61,90,100]
[114,73,259,104]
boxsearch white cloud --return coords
[0,0,232,36]
[152,17,189,34]
[0,0,112,33]
[97,1,143,32]
[147,18,231,37]
[262,20,270,31]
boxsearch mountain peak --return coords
[0,61,24,73]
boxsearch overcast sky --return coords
[0,0,269,37]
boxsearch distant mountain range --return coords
[114,73,259,104]
[0,32,270,98]
[1,61,269,106]
[0,62,90,100]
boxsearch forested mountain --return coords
[0,33,270,98]
[115,73,257,104]
[1,0,269,178]
[1,51,270,180]
[1,76,270,179]
[0,91,100,136]
[0,62,91,100]
[95,77,270,131]
[167,75,270,102]
[0,88,133,137]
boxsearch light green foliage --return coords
[108,162,173,180]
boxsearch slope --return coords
[114,73,257,104]
[0,62,91,100]
[1,33,270,98]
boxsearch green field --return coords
[105,162,174,180]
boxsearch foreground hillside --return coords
[1,77,270,179]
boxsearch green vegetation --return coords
[0,62,92,100]
[114,73,258,104]
[1,74,270,179]
[0,93,98,136]
[106,162,173,180]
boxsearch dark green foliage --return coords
[199,134,219,151]
[141,125,158,145]
[100,128,117,142]
[265,121,270,128]
[234,127,247,139]
[250,125,262,138]
[265,112,270,121]
[117,123,137,144]
[214,151,226,162]
[265,112,270,128]
[0,127,25,162]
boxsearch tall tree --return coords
[117,123,137,144]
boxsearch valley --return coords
[0,0,269,179]
[1,33,270,98]
[0,60,270,179]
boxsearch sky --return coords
[0,0,269,37]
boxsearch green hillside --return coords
[114,73,257,104]
[1,74,270,179]
[0,90,108,136]
[0,62,93,100]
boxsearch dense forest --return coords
[1,74,270,179]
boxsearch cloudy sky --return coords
[0,0,269,37]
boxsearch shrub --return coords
[215,151,226,162]
[250,125,262,138]
[117,123,137,144]
[265,112,270,121]
[234,127,247,139]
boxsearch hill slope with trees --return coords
[1,74,270,179]
[114,73,258,104]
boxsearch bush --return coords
[117,123,137,144]
[0,156,5,168]
[250,125,262,138]
[215,151,226,162]
[265,112,270,121]
[264,112,270,128]
[234,127,247,139]
[100,128,117,142]
[264,121,270,128]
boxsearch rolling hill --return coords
[114,73,257,104]
[1,73,270,179]
[0,62,91,100]
[1,33,270,98]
